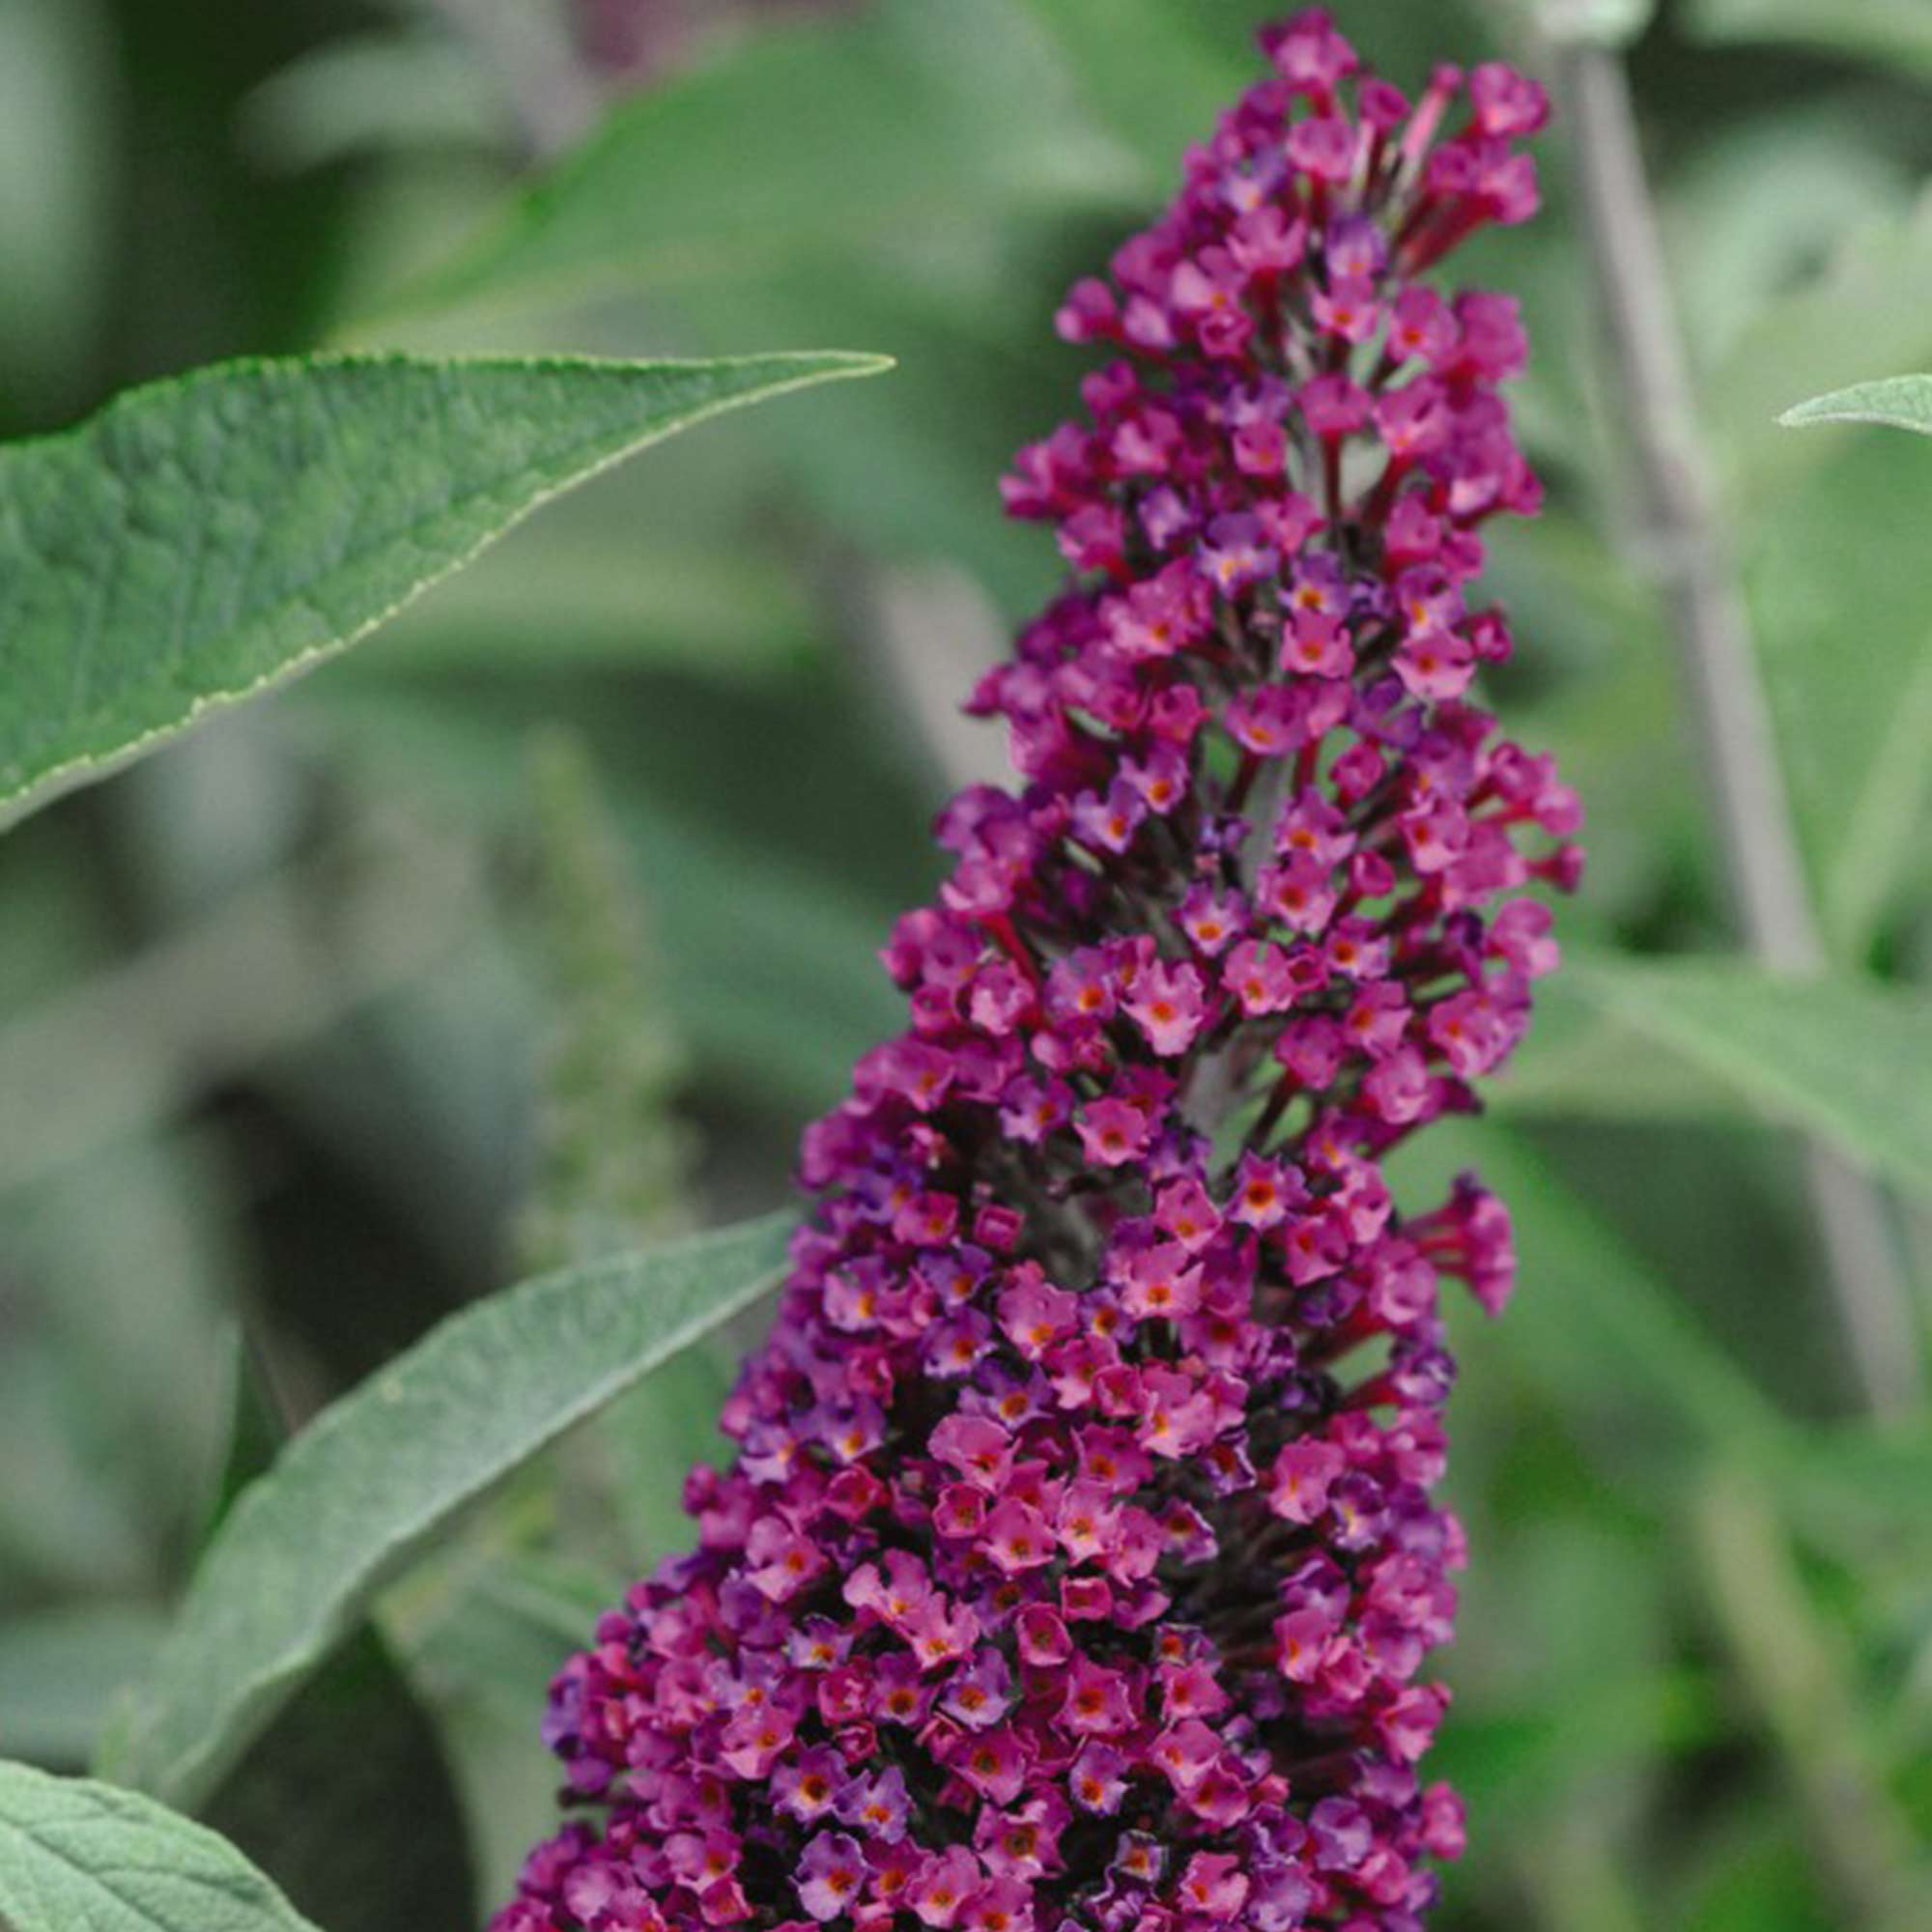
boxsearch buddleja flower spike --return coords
[494,12,1576,1930]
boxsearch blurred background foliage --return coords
[3,0,1932,1927]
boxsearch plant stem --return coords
[1556,42,1923,1417]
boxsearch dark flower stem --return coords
[1556,42,1923,1418]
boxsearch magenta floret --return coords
[494,13,1573,1930]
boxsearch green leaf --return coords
[183,1334,476,1931]
[1390,1121,1789,1463]
[1565,953,1932,1195]
[1743,430,1932,953]
[1713,200,1932,492]
[1778,374,1932,436]
[362,0,1140,327]
[1498,975,1761,1123]
[1016,0,1247,176]
[100,1210,795,1810]
[1683,0,1932,73]
[198,1331,288,1547]
[0,349,890,830]
[0,1761,321,1932]
[1780,1421,1932,1557]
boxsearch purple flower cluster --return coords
[493,14,1576,1930]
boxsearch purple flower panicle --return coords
[494,13,1575,1930]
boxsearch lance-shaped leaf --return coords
[187,1347,477,1932]
[1685,0,1932,76]
[1563,953,1932,1196]
[1779,373,1932,436]
[0,350,889,829]
[364,0,1140,327]
[100,1211,795,1811]
[0,1761,321,1932]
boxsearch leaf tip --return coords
[1776,376,1932,437]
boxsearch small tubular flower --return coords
[494,13,1573,1931]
